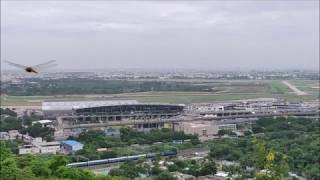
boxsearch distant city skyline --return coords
[1,1,319,71]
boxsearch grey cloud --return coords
[1,1,318,70]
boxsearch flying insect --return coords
[5,60,57,74]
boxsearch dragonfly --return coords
[5,60,57,73]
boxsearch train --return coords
[67,150,177,168]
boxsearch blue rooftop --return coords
[62,140,83,146]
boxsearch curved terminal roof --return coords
[42,100,185,111]
[42,100,139,111]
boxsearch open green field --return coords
[1,80,318,107]
[268,80,291,94]
[288,80,319,95]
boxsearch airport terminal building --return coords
[75,103,184,117]
[43,100,185,129]
[42,100,140,117]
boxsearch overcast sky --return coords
[1,1,319,71]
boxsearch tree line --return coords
[208,117,319,179]
[0,142,128,180]
[2,79,217,96]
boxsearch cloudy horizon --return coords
[1,1,319,71]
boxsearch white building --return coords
[18,137,61,155]
[1,131,34,142]
[32,120,53,128]
[19,145,40,154]
[193,104,225,113]
[42,100,139,117]
[8,130,22,140]
[0,132,9,140]
[22,134,34,143]
[35,141,61,154]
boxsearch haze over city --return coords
[1,1,320,180]
[1,1,319,71]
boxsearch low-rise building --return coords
[61,140,84,153]
[8,130,22,140]
[19,145,40,154]
[1,130,34,142]
[22,134,34,143]
[19,138,61,155]
[32,137,43,143]
[32,120,53,128]
[0,132,9,140]
[35,141,61,154]
[54,129,83,141]
[191,104,225,113]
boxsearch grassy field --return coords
[288,80,319,95]
[1,80,318,107]
[268,80,291,94]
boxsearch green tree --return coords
[186,163,201,177]
[108,161,144,179]
[154,171,176,180]
[252,138,289,180]
[167,164,178,172]
[0,157,18,180]
[119,161,140,179]
[1,108,17,117]
[173,160,187,170]
[49,155,69,175]
[22,116,37,126]
[100,151,117,159]
[254,173,276,180]
[16,167,36,180]
[304,164,320,179]
[0,142,18,180]
[151,165,162,175]
[109,168,124,177]
[78,130,106,144]
[24,123,54,141]
[55,166,95,180]
[30,159,51,177]
[15,155,37,169]
[199,161,217,176]
[0,141,14,159]
[0,116,22,132]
